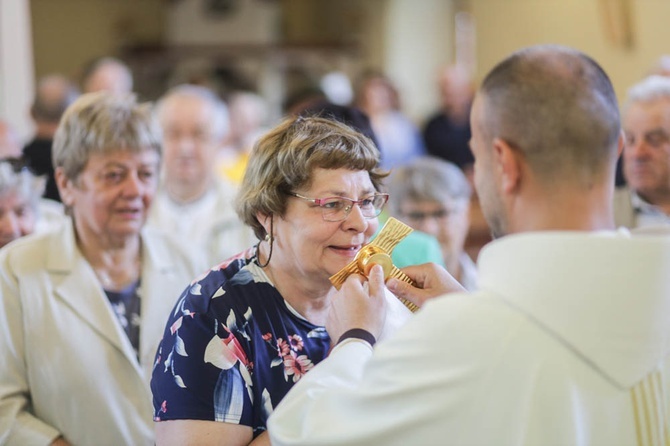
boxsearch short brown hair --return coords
[236,115,386,240]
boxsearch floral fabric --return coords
[104,280,141,359]
[150,248,330,437]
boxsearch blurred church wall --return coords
[6,0,670,143]
[472,0,664,104]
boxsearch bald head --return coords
[438,65,473,114]
[82,57,133,94]
[31,75,79,124]
[478,45,620,186]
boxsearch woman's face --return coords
[269,167,380,285]
[0,191,36,248]
[399,198,470,264]
[59,149,160,243]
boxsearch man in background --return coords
[615,75,670,230]
[423,64,475,177]
[22,74,78,202]
[81,57,133,94]
[147,85,254,268]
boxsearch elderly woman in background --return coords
[0,159,46,247]
[151,116,412,445]
[0,93,197,445]
[387,156,478,291]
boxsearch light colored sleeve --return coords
[378,287,413,342]
[267,340,375,446]
[0,250,61,445]
[268,295,470,446]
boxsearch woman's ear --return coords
[617,130,625,158]
[256,212,272,237]
[492,138,521,195]
[54,167,75,207]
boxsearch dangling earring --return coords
[258,216,274,268]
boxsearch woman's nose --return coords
[343,202,368,231]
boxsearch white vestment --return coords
[146,178,256,269]
[269,231,670,446]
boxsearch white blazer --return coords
[0,218,197,445]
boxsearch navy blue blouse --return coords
[151,248,330,437]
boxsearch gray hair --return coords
[387,157,471,215]
[0,162,45,211]
[624,75,670,111]
[156,84,230,140]
[53,92,161,181]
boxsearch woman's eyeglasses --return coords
[290,192,389,222]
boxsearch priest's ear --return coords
[492,137,522,194]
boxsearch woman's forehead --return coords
[303,168,374,194]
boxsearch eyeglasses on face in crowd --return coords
[402,208,458,222]
[0,157,31,174]
[290,192,389,222]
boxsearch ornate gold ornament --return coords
[329,217,419,312]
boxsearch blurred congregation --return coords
[2,0,670,445]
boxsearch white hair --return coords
[624,75,670,111]
[387,156,471,215]
[0,162,45,211]
[156,84,230,140]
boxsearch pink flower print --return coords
[221,332,250,368]
[283,351,314,382]
[289,334,304,351]
[170,316,183,335]
[215,248,253,270]
[276,338,291,357]
[262,333,273,342]
[154,400,167,421]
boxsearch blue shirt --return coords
[151,248,330,437]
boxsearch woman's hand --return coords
[326,264,387,345]
[386,263,466,309]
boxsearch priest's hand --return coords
[386,263,466,309]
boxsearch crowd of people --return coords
[1,45,670,445]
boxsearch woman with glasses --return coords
[151,116,412,445]
[387,156,478,291]
[0,159,56,248]
[0,93,197,445]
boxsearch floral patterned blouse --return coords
[150,248,330,438]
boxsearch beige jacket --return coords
[0,219,197,445]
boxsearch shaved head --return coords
[478,45,620,187]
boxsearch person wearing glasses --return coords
[0,122,66,241]
[387,156,477,290]
[150,115,412,445]
[147,84,255,268]
[0,93,197,445]
[0,159,45,248]
[614,75,670,232]
[268,45,670,446]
